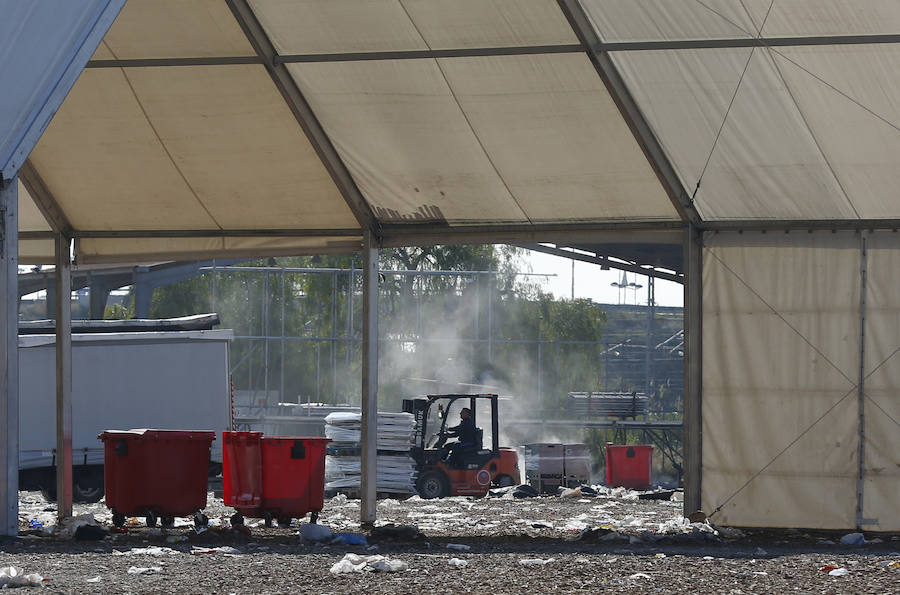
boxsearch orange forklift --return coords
[402,394,519,499]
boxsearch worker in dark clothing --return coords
[442,408,477,466]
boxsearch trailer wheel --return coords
[161,515,175,528]
[416,471,449,499]
[263,512,273,528]
[73,468,104,503]
[230,512,244,526]
[112,511,125,528]
[145,512,157,528]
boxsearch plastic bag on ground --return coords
[841,532,866,545]
[127,566,162,575]
[446,543,470,551]
[828,568,849,576]
[448,558,468,568]
[299,523,333,542]
[329,553,408,574]
[0,567,44,588]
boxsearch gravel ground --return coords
[3,489,898,593]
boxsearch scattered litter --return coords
[113,546,179,556]
[820,565,838,573]
[629,573,652,580]
[28,520,42,529]
[166,535,188,543]
[655,553,666,558]
[558,487,582,499]
[299,523,333,542]
[332,533,368,546]
[877,560,899,568]
[828,568,849,576]
[51,513,103,539]
[127,566,162,575]
[446,543,470,551]
[86,577,101,583]
[841,532,866,546]
[190,546,241,555]
[512,485,539,499]
[329,553,408,574]
[448,558,468,568]
[0,567,43,588]
[519,558,555,566]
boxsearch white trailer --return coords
[18,328,232,501]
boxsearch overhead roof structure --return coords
[3,0,900,534]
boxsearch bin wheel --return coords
[310,511,319,524]
[161,515,175,528]
[112,511,126,528]
[145,512,157,528]
[230,512,244,526]
[277,517,292,528]
[193,512,209,528]
[263,512,273,528]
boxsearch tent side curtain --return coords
[702,230,899,531]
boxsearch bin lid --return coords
[261,436,331,443]
[99,429,216,441]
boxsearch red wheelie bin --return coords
[222,432,330,527]
[100,429,216,528]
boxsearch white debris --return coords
[446,543,471,551]
[50,513,102,538]
[0,567,43,588]
[329,554,408,574]
[127,566,163,575]
[519,558,556,566]
[299,523,333,542]
[113,547,180,556]
[86,576,101,583]
[190,546,242,555]
[330,493,348,505]
[448,558,468,568]
[828,568,850,576]
[629,572,652,579]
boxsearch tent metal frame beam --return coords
[54,234,73,520]
[67,229,362,238]
[556,0,701,227]
[83,34,900,69]
[602,34,900,52]
[519,243,682,283]
[19,160,73,236]
[682,225,703,517]
[360,231,378,524]
[225,0,380,237]
[703,219,900,232]
[275,45,584,63]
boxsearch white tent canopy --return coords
[2,0,899,532]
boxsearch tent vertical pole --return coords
[856,232,868,529]
[683,225,702,516]
[55,233,73,519]
[360,231,379,524]
[0,177,19,537]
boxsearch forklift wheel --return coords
[416,470,449,499]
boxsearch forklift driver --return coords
[441,407,478,465]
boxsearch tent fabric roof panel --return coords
[30,65,355,234]
[613,48,861,220]
[248,0,576,55]
[17,180,52,234]
[582,1,900,42]
[287,59,528,224]
[0,0,113,176]
[91,0,255,60]
[438,53,678,222]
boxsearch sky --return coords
[520,248,683,308]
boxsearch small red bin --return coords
[222,432,329,524]
[605,443,653,490]
[99,429,215,525]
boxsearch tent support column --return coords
[0,177,18,537]
[55,233,73,519]
[856,232,869,529]
[360,231,379,524]
[683,225,702,516]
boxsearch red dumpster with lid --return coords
[222,432,330,527]
[99,429,215,528]
[605,443,653,490]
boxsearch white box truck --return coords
[17,327,233,501]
